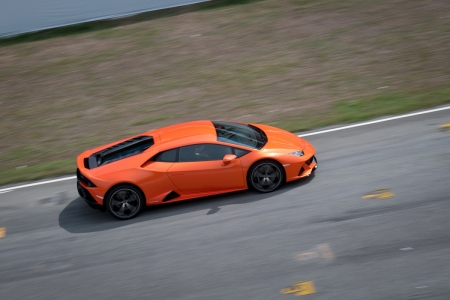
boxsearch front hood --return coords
[252,124,308,150]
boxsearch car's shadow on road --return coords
[59,175,315,233]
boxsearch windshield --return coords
[212,121,267,149]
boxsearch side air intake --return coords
[162,191,181,202]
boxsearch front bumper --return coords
[298,155,318,176]
[284,155,318,182]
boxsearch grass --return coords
[270,88,450,132]
[132,116,169,126]
[0,0,449,185]
[0,159,76,186]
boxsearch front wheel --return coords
[248,160,285,193]
[105,185,145,220]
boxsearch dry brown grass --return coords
[1,0,449,184]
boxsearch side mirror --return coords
[222,154,237,165]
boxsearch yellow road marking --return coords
[280,281,316,296]
[0,227,5,238]
[295,251,318,261]
[318,244,335,261]
[438,124,450,132]
[362,188,394,199]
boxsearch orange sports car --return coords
[76,121,317,219]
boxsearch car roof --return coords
[84,120,247,157]
[147,120,218,148]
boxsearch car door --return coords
[167,144,245,194]
[138,148,180,201]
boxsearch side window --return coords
[154,148,178,162]
[179,144,233,162]
[233,148,250,158]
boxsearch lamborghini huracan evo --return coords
[76,120,317,219]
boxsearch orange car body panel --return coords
[77,120,316,207]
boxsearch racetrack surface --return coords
[1,109,449,299]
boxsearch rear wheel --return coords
[105,185,145,220]
[248,160,285,193]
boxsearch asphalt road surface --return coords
[1,109,449,300]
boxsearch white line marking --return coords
[298,105,450,137]
[1,105,449,192]
[0,176,76,193]
[400,247,414,251]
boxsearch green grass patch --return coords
[200,0,264,10]
[0,159,76,186]
[273,88,450,132]
[332,90,450,123]
[132,116,169,126]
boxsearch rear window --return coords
[212,121,267,149]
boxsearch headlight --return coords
[289,150,304,157]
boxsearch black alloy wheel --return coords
[248,160,284,193]
[106,185,145,220]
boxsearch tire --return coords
[248,160,285,193]
[311,156,318,173]
[105,184,145,220]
